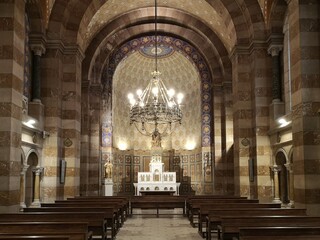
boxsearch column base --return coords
[30,199,41,208]
[287,200,295,208]
[103,178,113,196]
[272,198,282,204]
[19,202,26,211]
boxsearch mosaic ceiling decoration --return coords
[103,35,213,148]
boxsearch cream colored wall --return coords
[112,51,201,151]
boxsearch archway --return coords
[275,150,289,204]
[25,152,38,207]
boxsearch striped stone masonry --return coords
[0,0,25,212]
[287,0,320,215]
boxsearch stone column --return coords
[286,0,320,215]
[19,164,29,211]
[270,165,281,203]
[31,167,43,207]
[268,45,283,102]
[0,0,25,213]
[30,45,45,103]
[284,163,295,208]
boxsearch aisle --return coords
[117,210,204,240]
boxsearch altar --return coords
[133,147,180,196]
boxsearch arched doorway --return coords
[275,150,289,204]
[25,152,38,207]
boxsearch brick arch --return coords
[82,23,228,87]
[102,35,213,147]
[25,0,46,34]
[218,0,266,43]
[267,0,287,34]
[46,0,90,41]
[81,11,231,85]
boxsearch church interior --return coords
[1,0,320,230]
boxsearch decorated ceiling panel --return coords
[112,49,201,151]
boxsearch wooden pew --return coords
[41,201,124,229]
[67,196,130,218]
[0,236,70,240]
[188,199,260,227]
[198,202,281,235]
[0,212,110,240]
[218,216,320,240]
[130,196,186,217]
[205,208,307,240]
[238,227,320,240]
[185,196,247,218]
[23,207,117,238]
[0,222,91,240]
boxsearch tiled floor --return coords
[116,209,206,240]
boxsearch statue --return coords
[151,129,161,147]
[104,160,113,179]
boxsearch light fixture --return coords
[127,0,183,139]
[278,118,290,127]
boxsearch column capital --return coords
[30,44,46,56]
[268,45,283,56]
[32,167,44,175]
[284,163,293,172]
[270,165,281,173]
[20,164,29,174]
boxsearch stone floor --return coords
[116,209,209,240]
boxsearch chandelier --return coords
[127,0,183,137]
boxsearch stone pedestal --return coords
[103,179,113,196]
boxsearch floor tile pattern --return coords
[117,209,205,240]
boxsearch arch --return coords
[274,148,289,204]
[25,150,39,207]
[267,0,287,34]
[288,147,294,164]
[26,149,40,167]
[102,35,213,148]
[25,0,46,34]
[274,148,289,164]
[81,11,231,84]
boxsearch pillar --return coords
[0,0,25,213]
[19,164,29,211]
[268,45,283,102]
[286,0,320,215]
[268,45,285,121]
[30,45,45,103]
[230,50,253,197]
[284,163,295,207]
[31,167,43,207]
[270,165,281,203]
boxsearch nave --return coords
[117,210,203,240]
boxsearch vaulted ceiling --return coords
[27,0,286,86]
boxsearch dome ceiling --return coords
[112,49,201,150]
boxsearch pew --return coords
[218,216,320,240]
[188,199,260,227]
[0,236,70,240]
[130,196,186,217]
[40,202,124,229]
[67,196,130,218]
[185,196,247,219]
[23,207,117,238]
[0,222,91,240]
[205,208,307,240]
[0,212,110,240]
[238,227,320,240]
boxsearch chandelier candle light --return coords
[127,0,183,139]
